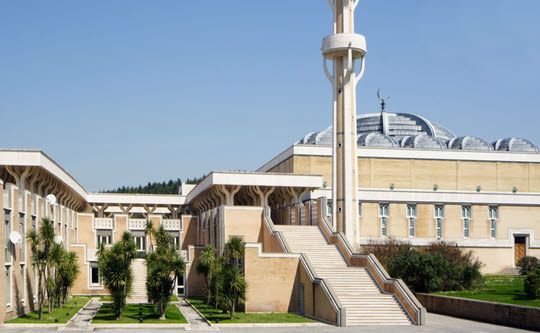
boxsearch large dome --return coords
[297,112,538,152]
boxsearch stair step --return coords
[277,226,412,326]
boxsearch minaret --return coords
[322,0,366,243]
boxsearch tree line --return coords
[101,176,205,195]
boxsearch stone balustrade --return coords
[128,218,147,230]
[162,219,181,231]
[94,217,113,230]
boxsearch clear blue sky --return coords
[1,1,539,191]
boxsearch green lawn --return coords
[435,275,540,308]
[92,303,187,324]
[7,297,90,324]
[187,298,314,324]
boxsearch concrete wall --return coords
[416,293,540,331]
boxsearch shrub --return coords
[424,241,483,290]
[387,243,483,293]
[360,238,411,269]
[524,269,540,299]
[517,256,540,275]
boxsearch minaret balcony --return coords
[322,33,366,59]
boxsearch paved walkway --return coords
[63,298,100,331]
[176,299,213,330]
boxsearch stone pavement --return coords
[176,299,213,330]
[62,298,101,331]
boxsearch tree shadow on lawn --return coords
[94,303,180,323]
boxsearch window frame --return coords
[379,203,389,237]
[488,206,498,239]
[461,205,472,238]
[434,205,444,240]
[406,204,417,238]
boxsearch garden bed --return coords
[434,275,540,308]
[91,303,187,324]
[7,296,90,324]
[187,298,313,324]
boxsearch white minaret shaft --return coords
[322,0,366,244]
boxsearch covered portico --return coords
[185,172,323,252]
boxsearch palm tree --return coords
[224,236,244,270]
[145,220,154,251]
[27,218,55,320]
[195,246,215,304]
[98,231,136,319]
[219,265,247,319]
[146,226,186,319]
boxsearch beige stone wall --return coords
[244,246,299,312]
[289,155,540,192]
[223,207,263,244]
[186,246,206,297]
[298,264,337,324]
[358,202,540,273]
[181,215,198,250]
[78,214,94,248]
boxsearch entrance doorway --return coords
[514,235,527,265]
[176,274,185,297]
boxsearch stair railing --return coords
[317,205,426,326]
[262,206,346,326]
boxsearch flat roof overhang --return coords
[186,171,323,209]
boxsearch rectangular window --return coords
[168,231,180,250]
[462,205,471,238]
[489,206,498,238]
[358,202,362,217]
[5,210,12,264]
[435,205,444,239]
[20,264,26,302]
[31,216,36,232]
[379,204,389,236]
[90,264,100,285]
[19,213,25,261]
[407,205,417,237]
[133,234,146,252]
[96,230,112,247]
[5,266,12,306]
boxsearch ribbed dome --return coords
[401,135,447,149]
[449,136,493,151]
[357,112,455,142]
[358,133,398,148]
[494,138,539,153]
[297,112,538,153]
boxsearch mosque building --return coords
[1,0,539,327]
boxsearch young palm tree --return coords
[195,245,215,304]
[209,256,225,308]
[144,220,154,251]
[224,236,244,269]
[27,218,55,320]
[98,231,136,319]
[219,264,247,319]
[146,226,186,319]
[54,250,79,306]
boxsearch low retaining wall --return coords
[415,293,540,331]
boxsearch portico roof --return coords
[186,171,323,213]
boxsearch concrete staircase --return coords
[128,258,148,303]
[274,225,411,326]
